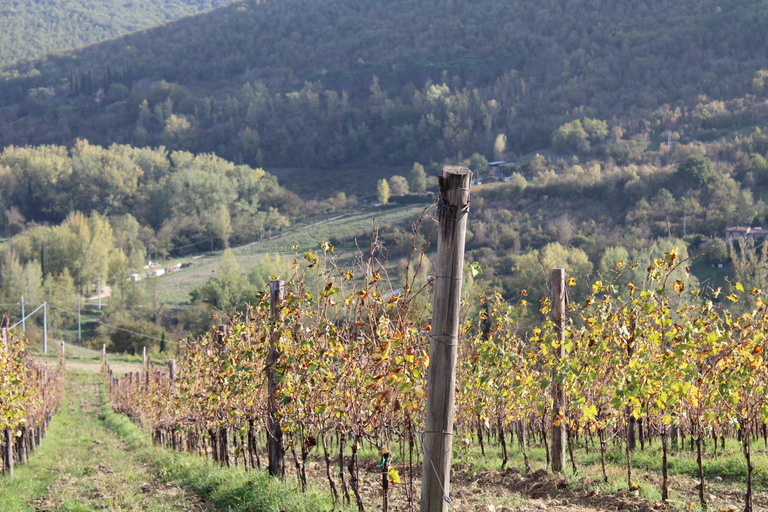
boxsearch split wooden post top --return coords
[421,165,472,512]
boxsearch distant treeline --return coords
[3,0,768,172]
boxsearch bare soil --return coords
[297,454,766,512]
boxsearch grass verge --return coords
[0,372,350,512]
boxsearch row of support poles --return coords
[13,297,48,354]
[11,295,95,351]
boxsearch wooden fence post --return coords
[5,426,13,477]
[550,268,567,472]
[267,280,285,478]
[420,165,472,512]
[168,360,176,390]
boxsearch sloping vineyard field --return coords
[104,217,768,512]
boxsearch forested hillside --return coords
[3,0,768,174]
[5,0,768,343]
[0,0,233,66]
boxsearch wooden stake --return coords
[420,165,471,512]
[267,280,285,478]
[550,268,567,472]
[4,428,13,477]
[168,360,176,390]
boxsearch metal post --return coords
[20,295,25,332]
[77,297,81,344]
[43,302,47,354]
[97,274,101,310]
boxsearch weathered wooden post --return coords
[4,427,12,477]
[3,326,12,477]
[60,340,65,367]
[550,268,567,472]
[421,165,472,512]
[168,360,176,390]
[215,324,231,467]
[267,280,285,478]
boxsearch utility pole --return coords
[421,166,472,512]
[77,297,81,344]
[97,274,102,310]
[43,302,47,354]
[20,294,25,332]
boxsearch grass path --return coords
[0,371,208,512]
[1,370,346,512]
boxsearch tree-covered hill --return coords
[0,0,233,67]
[3,0,768,176]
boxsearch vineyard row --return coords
[0,328,65,477]
[104,245,767,512]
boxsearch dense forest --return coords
[3,0,768,175]
[0,0,233,66]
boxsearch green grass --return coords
[157,203,432,302]
[689,255,731,292]
[266,166,403,199]
[98,389,348,512]
[0,372,351,512]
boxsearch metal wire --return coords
[420,431,454,509]
[47,303,179,345]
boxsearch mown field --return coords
[156,203,432,302]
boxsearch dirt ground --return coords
[297,454,766,512]
[36,359,143,375]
